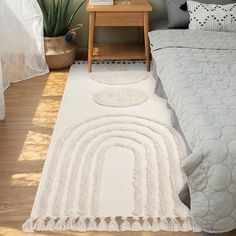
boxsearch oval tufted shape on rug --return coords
[93,88,149,107]
[22,115,199,233]
[91,71,149,85]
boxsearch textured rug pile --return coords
[22,61,196,233]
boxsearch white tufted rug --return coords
[22,61,196,233]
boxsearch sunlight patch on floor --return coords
[18,130,51,161]
[18,144,48,161]
[32,113,57,128]
[19,130,50,146]
[10,173,41,187]
[30,98,61,128]
[40,81,66,96]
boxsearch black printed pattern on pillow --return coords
[187,1,236,32]
[180,2,188,11]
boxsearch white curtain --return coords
[0,0,49,120]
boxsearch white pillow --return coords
[187,1,236,32]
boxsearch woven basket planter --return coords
[44,36,76,70]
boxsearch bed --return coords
[149,29,236,234]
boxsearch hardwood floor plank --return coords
[0,159,43,188]
[4,92,24,107]
[0,187,37,221]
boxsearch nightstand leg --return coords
[143,12,150,72]
[88,12,95,72]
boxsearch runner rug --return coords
[22,61,197,232]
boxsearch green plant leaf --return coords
[38,0,86,37]
[37,0,51,36]
[53,0,68,36]
[51,0,58,33]
[37,0,48,17]
[66,0,87,29]
[49,0,57,36]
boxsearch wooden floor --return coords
[0,70,234,236]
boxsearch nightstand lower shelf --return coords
[92,43,146,60]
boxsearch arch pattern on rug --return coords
[23,115,198,232]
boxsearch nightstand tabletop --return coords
[87,0,152,12]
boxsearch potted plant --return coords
[37,0,86,70]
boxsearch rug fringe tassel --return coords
[170,218,182,231]
[120,217,131,231]
[88,217,97,231]
[152,218,160,231]
[131,218,142,231]
[55,218,67,231]
[143,218,151,231]
[160,218,170,231]
[22,218,34,233]
[182,218,193,231]
[67,218,76,230]
[46,218,56,231]
[35,218,45,231]
[108,217,119,231]
[22,216,199,232]
[97,217,107,231]
[76,217,86,232]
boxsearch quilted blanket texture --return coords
[149,30,236,233]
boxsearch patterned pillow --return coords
[164,0,235,29]
[187,1,236,32]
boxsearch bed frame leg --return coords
[202,232,222,236]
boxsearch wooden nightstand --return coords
[86,0,152,72]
